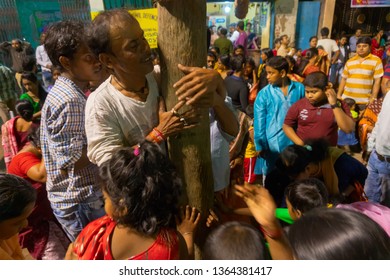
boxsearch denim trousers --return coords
[52,195,106,242]
[364,150,390,207]
[41,71,53,90]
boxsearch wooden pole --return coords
[158,0,212,259]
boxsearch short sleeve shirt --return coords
[284,98,351,146]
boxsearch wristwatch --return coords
[330,101,341,109]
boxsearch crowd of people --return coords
[0,11,390,260]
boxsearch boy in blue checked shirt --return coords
[40,20,107,241]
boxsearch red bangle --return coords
[260,226,283,239]
[153,128,166,140]
[150,131,162,143]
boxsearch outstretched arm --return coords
[235,184,294,260]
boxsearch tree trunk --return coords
[158,1,213,260]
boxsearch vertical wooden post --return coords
[158,1,212,259]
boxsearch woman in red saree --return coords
[68,142,197,260]
[1,100,39,169]
[371,30,385,59]
[7,129,69,259]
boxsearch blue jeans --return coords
[364,150,390,207]
[329,63,343,86]
[41,71,53,90]
[52,195,106,242]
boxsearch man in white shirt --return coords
[229,24,240,44]
[35,32,53,89]
[317,27,340,85]
[365,90,390,207]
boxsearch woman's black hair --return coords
[15,99,34,122]
[203,221,267,260]
[303,71,328,90]
[261,48,274,61]
[276,138,329,179]
[230,54,246,72]
[45,20,88,70]
[288,208,390,259]
[21,72,47,106]
[0,174,36,222]
[297,48,319,76]
[304,47,319,59]
[266,56,289,74]
[285,178,328,214]
[246,57,256,69]
[285,55,298,74]
[218,54,231,68]
[99,141,181,236]
[309,36,318,42]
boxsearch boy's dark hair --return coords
[203,221,267,260]
[230,54,246,72]
[288,208,390,260]
[343,98,356,109]
[303,71,328,90]
[45,20,87,70]
[0,174,36,222]
[220,27,228,36]
[88,9,137,56]
[266,56,289,74]
[357,36,372,46]
[285,178,328,214]
[274,38,281,45]
[99,141,181,236]
[207,52,217,61]
[320,27,330,37]
[15,99,34,122]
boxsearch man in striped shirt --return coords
[337,37,383,110]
